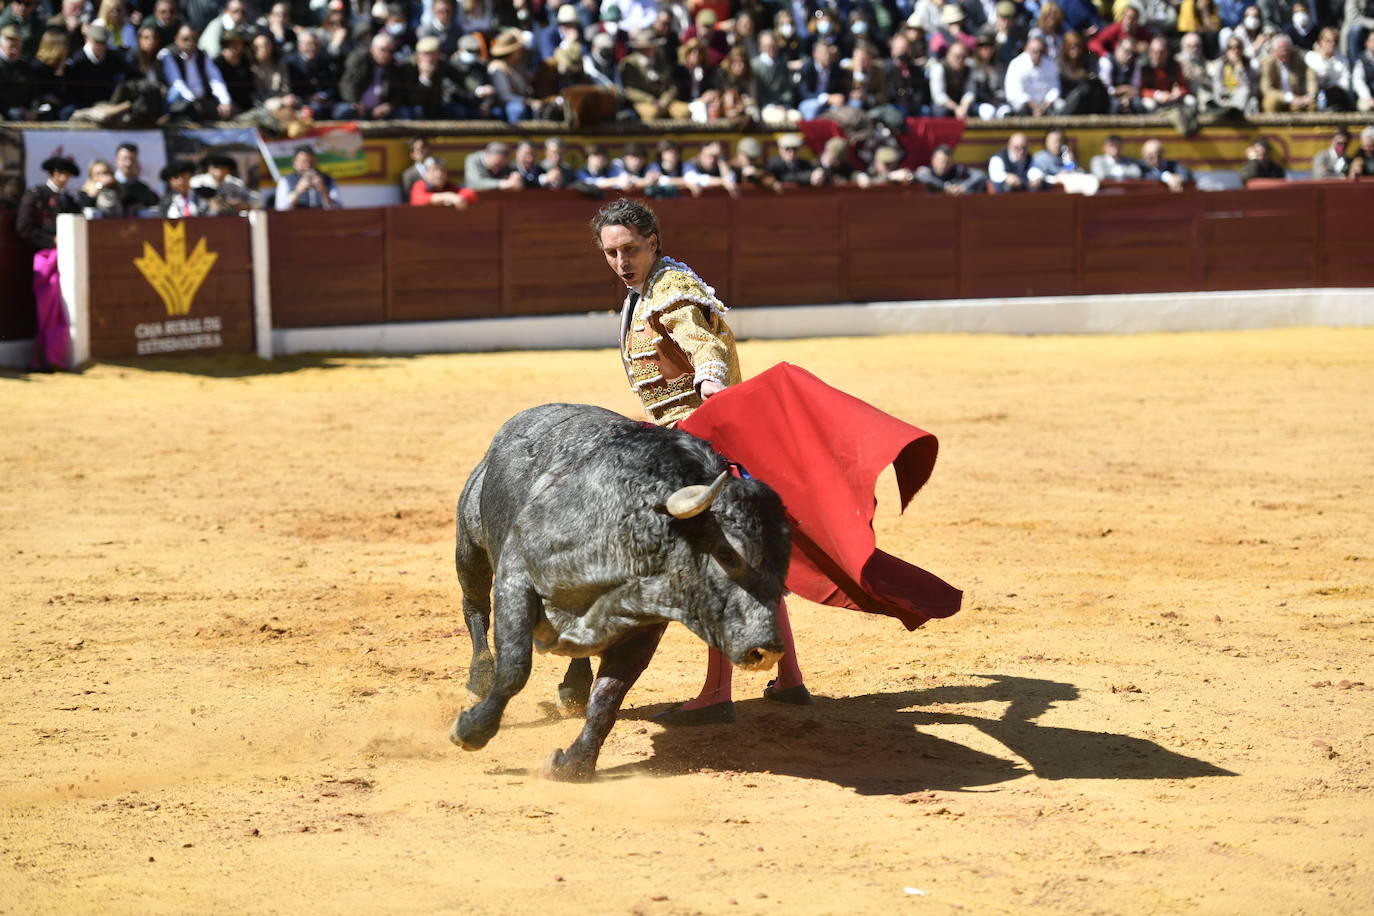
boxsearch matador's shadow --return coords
[606,674,1236,795]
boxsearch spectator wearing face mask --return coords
[1311,127,1354,177]
[1220,5,1275,62]
[1280,0,1320,49]
[452,33,498,117]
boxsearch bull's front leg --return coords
[542,623,667,782]
[450,570,540,752]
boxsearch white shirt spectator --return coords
[1305,48,1352,93]
[1005,49,1061,109]
[157,46,231,107]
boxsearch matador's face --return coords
[599,224,658,291]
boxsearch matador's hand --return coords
[699,380,725,398]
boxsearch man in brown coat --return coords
[1260,34,1318,111]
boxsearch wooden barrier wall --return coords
[4,185,1372,347]
[264,184,1374,330]
[86,217,255,359]
[0,212,37,341]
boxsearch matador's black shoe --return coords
[650,701,737,727]
[763,680,814,706]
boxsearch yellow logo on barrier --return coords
[133,221,218,317]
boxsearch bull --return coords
[449,403,791,781]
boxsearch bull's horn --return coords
[665,470,730,519]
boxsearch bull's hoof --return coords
[556,684,589,718]
[539,748,594,782]
[449,711,492,751]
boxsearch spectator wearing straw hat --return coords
[867,145,917,185]
[487,29,534,122]
[17,156,81,372]
[398,34,472,118]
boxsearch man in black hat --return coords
[191,153,257,212]
[158,159,203,218]
[16,156,81,371]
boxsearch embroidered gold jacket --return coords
[620,256,741,427]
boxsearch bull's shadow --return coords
[604,674,1236,795]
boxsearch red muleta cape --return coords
[678,362,962,630]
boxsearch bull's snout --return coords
[736,646,783,671]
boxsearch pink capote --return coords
[678,362,962,630]
[31,248,70,371]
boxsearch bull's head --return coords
[658,469,791,673]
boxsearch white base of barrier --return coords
[5,287,1370,369]
[271,287,1374,357]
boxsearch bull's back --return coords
[463,404,631,546]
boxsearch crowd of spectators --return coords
[11,120,1373,224]
[2,0,1374,127]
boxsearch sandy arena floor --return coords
[1,328,1371,915]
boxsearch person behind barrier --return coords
[915,144,989,194]
[113,142,160,214]
[1346,125,1374,178]
[399,136,430,201]
[78,158,126,218]
[1140,139,1195,191]
[64,22,126,114]
[214,30,255,114]
[765,132,814,184]
[284,28,340,120]
[1090,133,1144,180]
[16,156,81,372]
[191,153,257,212]
[989,131,1046,191]
[275,145,342,210]
[1241,136,1287,180]
[463,141,523,191]
[409,156,476,208]
[158,160,204,218]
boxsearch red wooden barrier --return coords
[268,208,386,328]
[0,212,37,341]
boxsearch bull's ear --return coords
[664,470,729,519]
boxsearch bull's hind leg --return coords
[450,569,540,752]
[557,658,593,716]
[542,623,667,782]
[456,515,494,703]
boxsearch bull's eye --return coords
[713,542,749,577]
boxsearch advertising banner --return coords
[85,217,255,359]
